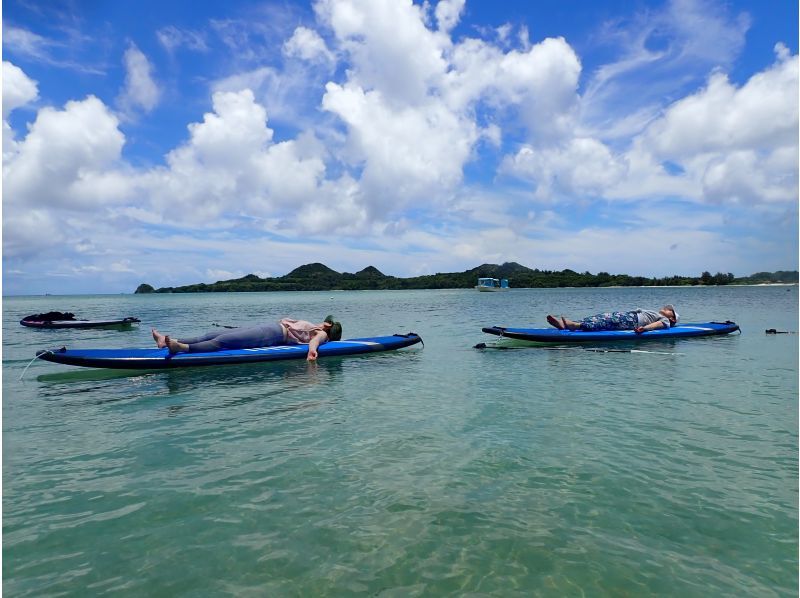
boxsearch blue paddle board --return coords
[36,333,422,369]
[482,322,739,343]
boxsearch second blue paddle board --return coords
[482,322,739,343]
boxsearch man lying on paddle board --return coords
[546,305,679,334]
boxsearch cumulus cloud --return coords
[322,82,478,209]
[701,148,799,204]
[283,26,333,63]
[502,138,625,200]
[3,61,39,159]
[316,0,449,104]
[446,36,581,141]
[619,44,799,205]
[314,0,582,214]
[3,95,127,211]
[644,46,798,157]
[435,0,465,33]
[117,43,161,117]
[3,61,39,118]
[499,41,797,209]
[142,89,328,224]
[292,174,370,234]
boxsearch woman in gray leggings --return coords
[152,316,343,361]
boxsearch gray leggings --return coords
[178,322,286,353]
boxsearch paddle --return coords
[473,342,683,355]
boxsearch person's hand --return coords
[634,326,645,334]
[307,348,318,361]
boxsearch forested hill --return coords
[134,263,798,293]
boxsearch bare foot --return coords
[546,315,564,329]
[152,328,167,348]
[165,335,188,354]
[561,317,579,331]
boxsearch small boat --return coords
[21,312,141,329]
[476,277,510,292]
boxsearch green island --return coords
[135,263,798,293]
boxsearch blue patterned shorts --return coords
[579,311,638,331]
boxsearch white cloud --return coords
[666,0,749,65]
[435,0,465,33]
[2,25,55,63]
[701,148,799,204]
[117,43,161,117]
[2,209,66,259]
[2,24,105,74]
[312,1,582,212]
[3,61,39,159]
[3,95,127,211]
[283,26,333,63]
[322,82,478,209]
[156,26,209,54]
[109,259,135,273]
[212,63,327,128]
[499,42,798,209]
[580,0,750,139]
[291,174,369,234]
[316,0,449,104]
[441,35,581,142]
[212,66,277,95]
[644,49,798,157]
[143,89,329,224]
[619,45,799,205]
[502,138,625,200]
[3,61,39,118]
[0,82,137,261]
[497,37,582,142]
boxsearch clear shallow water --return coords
[3,286,797,596]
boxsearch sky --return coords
[2,0,798,295]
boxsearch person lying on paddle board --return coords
[546,305,679,333]
[152,316,343,360]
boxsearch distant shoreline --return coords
[133,263,799,294]
[5,282,798,298]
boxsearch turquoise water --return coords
[3,286,798,595]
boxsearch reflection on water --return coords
[34,356,347,412]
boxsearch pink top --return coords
[280,318,327,344]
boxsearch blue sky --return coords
[3,0,797,294]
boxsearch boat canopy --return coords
[477,278,509,288]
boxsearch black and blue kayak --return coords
[482,322,739,343]
[36,333,422,369]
